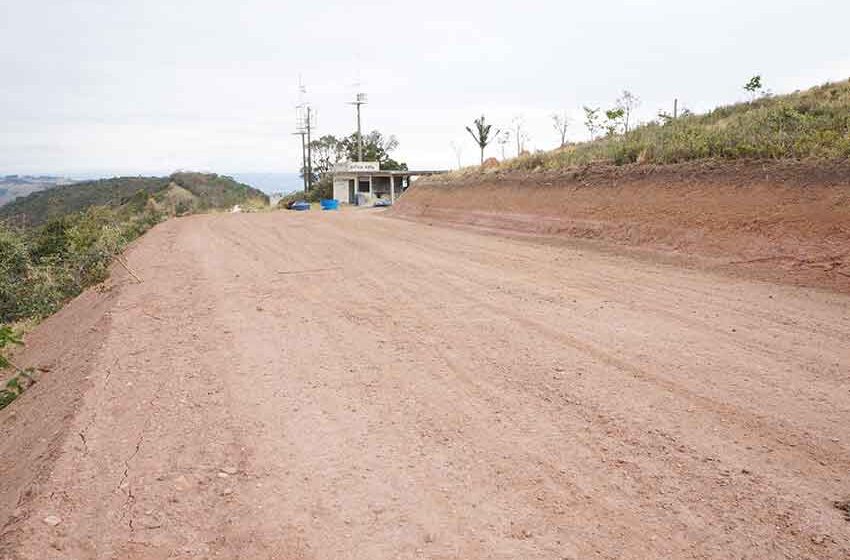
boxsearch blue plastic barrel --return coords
[320,199,339,210]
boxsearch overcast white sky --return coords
[2,0,849,176]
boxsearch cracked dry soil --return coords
[1,210,849,559]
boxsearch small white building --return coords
[332,162,445,205]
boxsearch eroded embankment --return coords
[0,283,120,530]
[391,159,850,292]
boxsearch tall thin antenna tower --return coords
[348,91,368,161]
[294,78,316,191]
[292,127,307,192]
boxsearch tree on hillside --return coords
[308,135,347,176]
[305,130,406,188]
[604,107,625,136]
[744,75,764,101]
[552,111,570,147]
[583,106,601,140]
[466,115,498,164]
[342,130,406,170]
[616,90,640,133]
[308,131,406,182]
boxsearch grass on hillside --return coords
[0,172,269,226]
[481,79,850,174]
[0,171,272,400]
[0,172,270,325]
[0,202,161,409]
[1,204,162,323]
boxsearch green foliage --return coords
[583,106,601,140]
[0,177,167,227]
[495,79,850,171]
[744,75,764,99]
[343,131,406,171]
[308,135,347,177]
[304,131,407,185]
[0,325,33,411]
[0,202,165,323]
[0,325,23,370]
[604,108,626,136]
[0,172,267,407]
[0,173,268,227]
[169,172,269,211]
[303,130,407,187]
[0,369,33,410]
[466,115,498,164]
[276,175,334,208]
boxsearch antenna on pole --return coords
[294,78,316,192]
[348,90,368,161]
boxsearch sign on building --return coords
[333,161,380,173]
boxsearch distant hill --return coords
[0,175,76,207]
[0,172,269,226]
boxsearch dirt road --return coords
[2,209,849,559]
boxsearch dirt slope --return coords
[392,159,850,292]
[1,210,849,559]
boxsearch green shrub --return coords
[0,203,164,324]
[276,176,333,209]
[0,325,33,411]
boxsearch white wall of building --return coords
[333,178,350,203]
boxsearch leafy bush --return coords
[0,172,270,409]
[0,204,164,323]
[0,204,165,407]
[0,325,33,411]
[276,175,333,209]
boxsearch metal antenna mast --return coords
[348,91,368,161]
[294,79,316,191]
[292,128,307,192]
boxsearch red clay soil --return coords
[392,159,850,292]
[1,211,849,559]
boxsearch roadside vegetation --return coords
[1,204,161,323]
[0,172,268,227]
[0,172,268,403]
[0,325,34,410]
[460,77,850,175]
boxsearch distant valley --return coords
[0,175,76,207]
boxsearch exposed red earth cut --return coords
[391,159,850,293]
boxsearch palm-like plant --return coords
[466,115,498,165]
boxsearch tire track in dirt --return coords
[2,210,848,559]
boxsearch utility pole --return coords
[673,98,679,119]
[348,92,367,161]
[305,105,313,190]
[294,106,315,191]
[291,129,307,192]
[294,77,316,192]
